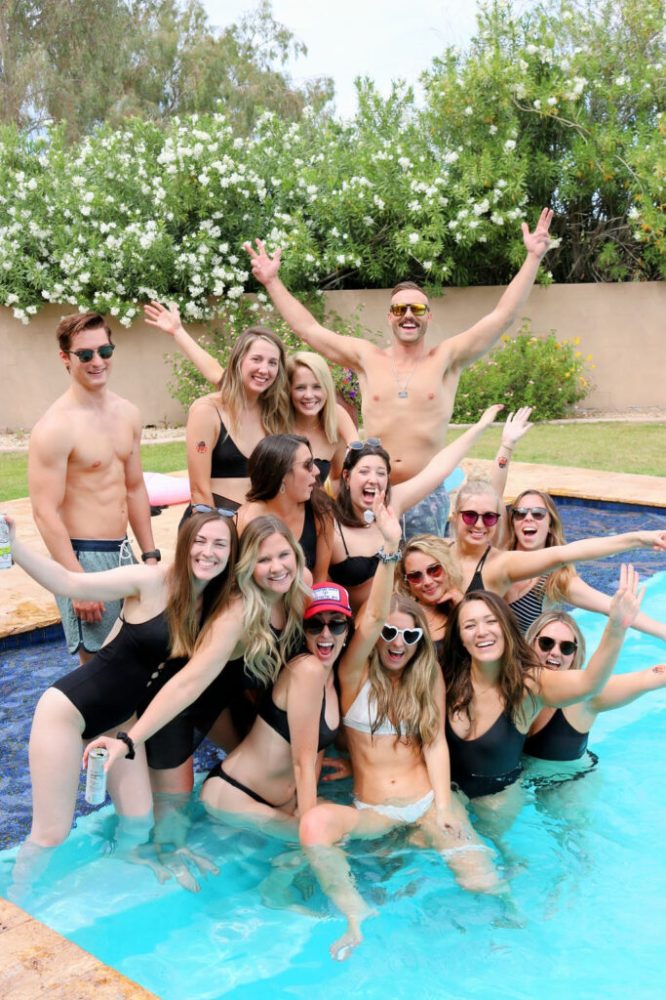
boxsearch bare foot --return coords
[329,909,377,961]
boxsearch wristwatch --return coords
[141,549,161,563]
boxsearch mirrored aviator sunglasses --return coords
[191,503,237,518]
[389,303,429,317]
[380,624,423,645]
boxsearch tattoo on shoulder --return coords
[196,441,208,454]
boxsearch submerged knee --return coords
[299,805,334,848]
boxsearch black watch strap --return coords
[141,549,161,563]
[116,731,136,760]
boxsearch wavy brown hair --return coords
[166,511,239,657]
[218,327,290,435]
[366,595,441,746]
[507,489,575,602]
[442,591,541,725]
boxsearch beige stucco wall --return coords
[1,282,663,431]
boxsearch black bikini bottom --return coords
[205,761,277,808]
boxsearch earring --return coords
[279,482,286,495]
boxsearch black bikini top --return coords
[329,522,379,590]
[257,689,339,752]
[299,502,317,572]
[445,712,526,799]
[465,546,492,595]
[210,411,250,479]
[314,457,331,483]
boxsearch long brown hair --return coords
[166,511,239,657]
[218,327,290,435]
[365,595,441,746]
[442,591,540,724]
[507,489,575,602]
[246,433,333,532]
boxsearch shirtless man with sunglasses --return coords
[244,208,553,538]
[28,312,158,664]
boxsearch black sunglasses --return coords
[65,344,115,362]
[537,635,577,656]
[192,503,237,518]
[303,617,349,636]
[512,506,548,521]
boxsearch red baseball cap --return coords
[305,583,352,619]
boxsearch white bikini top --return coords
[343,680,409,737]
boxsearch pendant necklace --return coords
[392,358,419,399]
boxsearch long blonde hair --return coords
[366,595,441,746]
[219,327,291,436]
[235,515,310,686]
[167,512,239,657]
[507,489,575,602]
[287,352,338,444]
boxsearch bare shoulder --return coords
[29,398,77,454]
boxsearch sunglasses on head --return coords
[459,510,500,527]
[192,503,237,518]
[348,437,381,452]
[389,303,429,318]
[303,617,348,636]
[65,344,115,362]
[512,506,548,521]
[537,635,577,656]
[380,624,423,645]
[404,562,444,585]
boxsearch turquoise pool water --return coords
[1,574,665,999]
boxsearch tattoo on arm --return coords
[196,441,208,454]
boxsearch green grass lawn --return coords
[1,423,664,503]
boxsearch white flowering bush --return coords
[0,0,662,331]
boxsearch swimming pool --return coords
[1,502,665,998]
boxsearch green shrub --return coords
[452,322,594,421]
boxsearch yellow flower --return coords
[575,350,581,357]
[572,336,581,345]
[500,334,510,343]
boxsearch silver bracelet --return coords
[377,546,401,564]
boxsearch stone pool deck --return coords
[1,462,665,641]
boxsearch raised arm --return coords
[491,528,666,591]
[393,404,503,515]
[490,406,533,500]
[144,301,223,386]
[445,208,554,369]
[565,575,666,644]
[422,670,453,816]
[8,518,151,601]
[124,404,157,562]
[534,565,643,710]
[243,239,369,370]
[337,500,402,708]
[84,602,245,770]
[590,663,666,713]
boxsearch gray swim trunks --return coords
[55,538,136,654]
[402,480,450,540]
